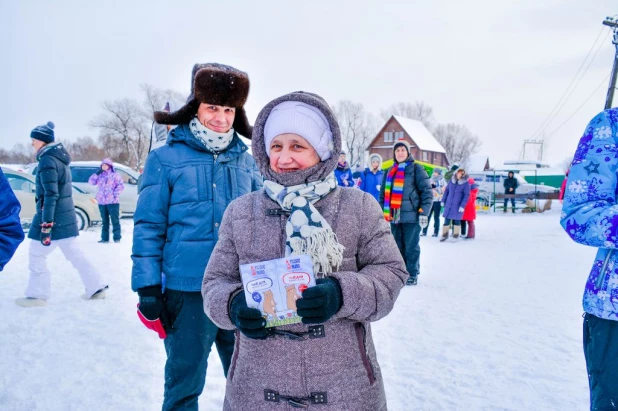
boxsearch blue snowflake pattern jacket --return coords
[561,108,618,321]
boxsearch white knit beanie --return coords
[264,101,333,160]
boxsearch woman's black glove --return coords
[229,292,269,339]
[297,277,343,324]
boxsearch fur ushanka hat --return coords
[153,63,253,138]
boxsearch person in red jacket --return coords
[461,177,479,239]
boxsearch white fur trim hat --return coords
[264,101,333,160]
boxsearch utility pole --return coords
[603,16,618,109]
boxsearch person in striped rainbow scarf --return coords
[380,141,433,285]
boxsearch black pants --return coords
[163,290,235,411]
[422,201,442,235]
[503,198,516,208]
[583,313,618,410]
[391,223,421,279]
[99,204,121,241]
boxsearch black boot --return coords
[406,276,418,286]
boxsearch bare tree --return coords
[332,100,378,167]
[433,123,482,165]
[90,98,149,170]
[0,143,36,164]
[64,136,107,161]
[380,101,435,129]
[141,83,186,117]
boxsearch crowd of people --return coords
[1,61,615,410]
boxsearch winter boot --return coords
[82,285,109,300]
[406,276,418,286]
[503,206,507,213]
[512,207,516,214]
[431,232,438,237]
[453,225,461,239]
[98,239,109,244]
[15,297,47,308]
[440,226,450,242]
[542,199,552,213]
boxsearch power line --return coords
[528,27,609,140]
[544,71,612,139]
[543,29,612,134]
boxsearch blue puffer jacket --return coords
[561,108,618,321]
[359,168,383,202]
[131,124,263,292]
[0,169,25,271]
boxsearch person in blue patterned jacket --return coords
[560,108,618,410]
[131,63,262,410]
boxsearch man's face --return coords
[196,103,236,133]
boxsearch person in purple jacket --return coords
[440,168,470,242]
[89,158,124,243]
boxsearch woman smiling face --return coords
[268,133,320,173]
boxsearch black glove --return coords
[96,168,104,175]
[431,183,437,188]
[40,222,53,246]
[297,277,343,324]
[137,286,171,330]
[229,292,269,339]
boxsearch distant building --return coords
[366,115,448,166]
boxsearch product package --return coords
[239,254,316,327]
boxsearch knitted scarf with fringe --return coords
[383,162,409,222]
[263,173,344,277]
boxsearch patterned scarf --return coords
[263,174,344,277]
[383,162,409,223]
[189,117,235,153]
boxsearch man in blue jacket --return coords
[561,108,618,409]
[0,168,25,271]
[131,63,262,410]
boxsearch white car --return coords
[3,167,101,231]
[27,161,140,217]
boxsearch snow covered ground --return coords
[0,207,594,410]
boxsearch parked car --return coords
[3,167,101,231]
[26,161,139,217]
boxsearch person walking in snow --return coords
[89,158,124,243]
[202,91,407,410]
[334,152,353,187]
[421,167,446,237]
[380,141,433,285]
[561,108,618,409]
[461,176,479,239]
[15,122,108,307]
[359,153,384,202]
[131,63,262,410]
[440,168,470,242]
[0,168,25,271]
[503,171,518,213]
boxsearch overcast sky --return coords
[1,0,616,166]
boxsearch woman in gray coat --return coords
[202,91,407,410]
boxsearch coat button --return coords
[213,183,216,188]
[215,223,219,228]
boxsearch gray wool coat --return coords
[202,91,407,410]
